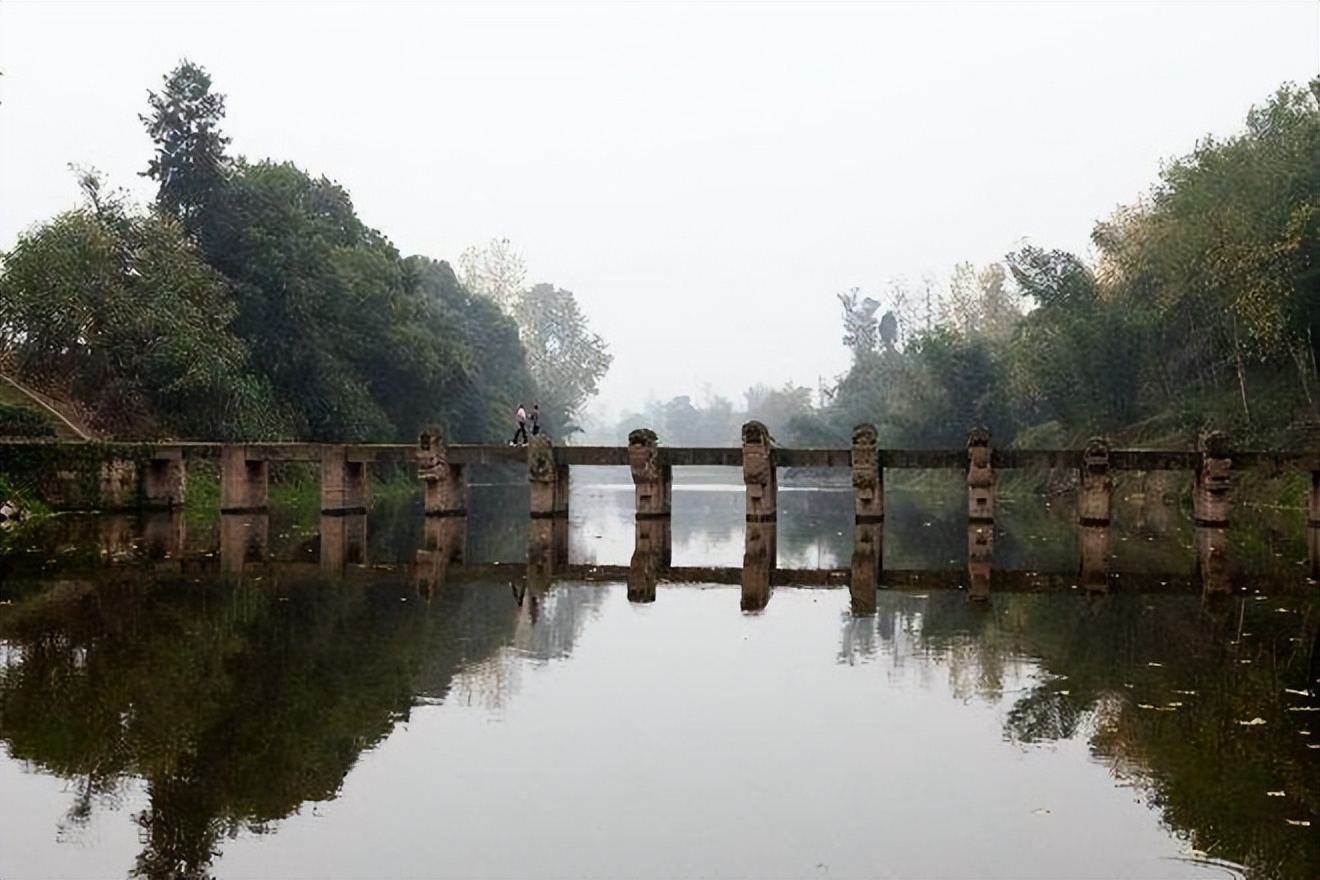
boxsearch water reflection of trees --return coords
[841,590,1320,879]
[0,557,598,879]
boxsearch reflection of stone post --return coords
[417,430,466,517]
[1080,524,1109,592]
[742,520,774,612]
[629,517,671,603]
[220,446,269,513]
[528,517,556,591]
[851,423,883,524]
[1079,437,1112,525]
[416,516,466,597]
[529,435,569,520]
[1309,525,1319,581]
[320,513,367,573]
[967,522,992,600]
[966,427,995,524]
[321,446,369,514]
[850,522,883,616]
[142,512,186,560]
[1195,525,1232,594]
[628,428,672,518]
[99,458,138,509]
[143,449,186,510]
[220,513,268,573]
[1193,430,1231,527]
[742,420,777,522]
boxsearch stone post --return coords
[320,446,369,515]
[849,522,883,616]
[967,522,992,600]
[1078,437,1112,525]
[628,428,672,518]
[417,430,466,517]
[320,513,367,573]
[220,446,269,514]
[742,420,777,522]
[143,449,186,510]
[628,517,670,603]
[851,423,883,523]
[1079,524,1109,592]
[1193,430,1231,527]
[967,426,995,524]
[741,519,775,612]
[529,435,568,520]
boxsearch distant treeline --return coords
[605,80,1320,451]
[0,61,609,443]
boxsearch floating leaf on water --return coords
[1173,689,1198,696]
[1167,701,1183,708]
[1058,690,1071,696]
[1283,688,1310,696]
[1238,717,1267,726]
[1138,703,1156,710]
[1267,791,1286,797]
[1147,662,1163,667]
[1287,706,1320,712]
[1286,819,1312,826]
[1240,660,1253,664]
[1031,808,1050,815]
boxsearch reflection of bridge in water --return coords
[8,423,1318,611]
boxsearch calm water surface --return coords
[1,467,1317,879]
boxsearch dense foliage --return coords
[0,61,602,443]
[602,82,1318,451]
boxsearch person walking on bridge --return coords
[510,402,529,446]
[530,403,541,436]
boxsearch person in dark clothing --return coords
[510,403,529,445]
[530,403,541,436]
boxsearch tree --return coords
[140,60,231,233]
[511,283,612,436]
[458,238,527,313]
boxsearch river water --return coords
[1,466,1317,879]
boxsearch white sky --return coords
[1,2,1316,418]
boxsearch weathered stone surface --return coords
[418,430,466,516]
[220,446,268,513]
[966,427,995,523]
[742,420,777,522]
[628,427,671,517]
[1194,429,1232,526]
[1079,437,1112,525]
[849,522,882,616]
[851,423,883,523]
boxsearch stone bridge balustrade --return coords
[220,446,269,514]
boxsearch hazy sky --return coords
[1,2,1315,419]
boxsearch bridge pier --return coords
[529,435,569,519]
[628,428,672,518]
[1193,430,1231,526]
[143,449,186,510]
[142,511,186,560]
[849,521,882,616]
[1079,437,1112,525]
[320,447,369,515]
[851,423,883,523]
[967,427,995,524]
[220,446,269,513]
